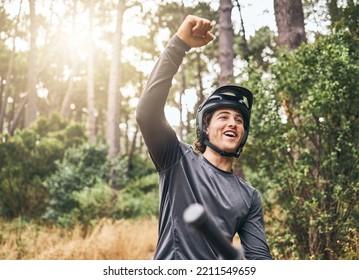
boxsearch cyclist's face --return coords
[206,108,244,154]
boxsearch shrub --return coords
[245,31,358,259]
[117,173,159,218]
[0,114,87,219]
[71,181,117,226]
[0,130,64,218]
[43,143,109,225]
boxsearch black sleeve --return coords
[136,35,191,172]
[238,190,272,260]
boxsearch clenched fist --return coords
[176,15,215,48]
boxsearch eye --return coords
[218,115,228,120]
[235,118,244,124]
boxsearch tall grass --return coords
[0,218,158,260]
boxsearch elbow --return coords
[135,103,145,126]
[136,92,164,128]
[136,100,151,127]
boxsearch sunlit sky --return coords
[3,0,328,127]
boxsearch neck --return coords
[203,148,234,172]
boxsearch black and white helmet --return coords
[196,85,253,157]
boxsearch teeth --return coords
[224,132,236,137]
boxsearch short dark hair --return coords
[194,111,213,154]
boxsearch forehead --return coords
[213,107,243,117]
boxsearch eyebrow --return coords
[216,110,243,118]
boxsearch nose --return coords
[227,117,237,127]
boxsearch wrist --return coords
[174,34,191,51]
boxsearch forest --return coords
[0,0,358,260]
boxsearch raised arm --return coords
[136,15,214,171]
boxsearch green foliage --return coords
[127,153,156,179]
[69,181,117,226]
[0,112,160,225]
[329,0,358,36]
[0,114,87,219]
[105,155,129,189]
[43,143,109,225]
[117,173,159,218]
[34,114,86,148]
[235,26,276,70]
[43,143,159,226]
[0,130,63,218]
[246,31,359,259]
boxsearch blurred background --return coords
[0,0,358,260]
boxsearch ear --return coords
[204,125,208,135]
[203,124,210,139]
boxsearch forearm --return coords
[239,191,272,260]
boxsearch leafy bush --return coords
[44,149,158,226]
[127,153,157,179]
[0,111,160,227]
[106,155,129,189]
[245,31,358,259]
[0,114,87,219]
[0,130,64,218]
[43,143,158,226]
[43,143,110,225]
[71,181,117,226]
[117,173,159,218]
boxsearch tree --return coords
[86,0,96,144]
[106,0,126,157]
[303,0,358,36]
[274,0,307,49]
[24,0,38,127]
[60,1,80,120]
[219,0,234,85]
[246,31,358,259]
[0,1,23,134]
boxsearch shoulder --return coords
[235,175,262,203]
[179,142,199,158]
[235,175,256,192]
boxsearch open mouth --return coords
[223,131,237,138]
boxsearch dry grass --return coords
[0,218,158,260]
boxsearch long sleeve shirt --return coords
[136,35,272,260]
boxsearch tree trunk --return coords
[60,2,78,120]
[9,97,27,135]
[194,52,205,109]
[219,0,234,86]
[25,0,38,128]
[274,0,307,49]
[61,66,77,119]
[0,1,23,133]
[0,47,15,134]
[106,0,125,157]
[86,0,96,143]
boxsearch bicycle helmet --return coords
[196,85,253,157]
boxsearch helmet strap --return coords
[203,139,242,158]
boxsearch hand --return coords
[176,15,215,48]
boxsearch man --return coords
[136,15,272,260]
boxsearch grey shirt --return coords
[136,35,272,260]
